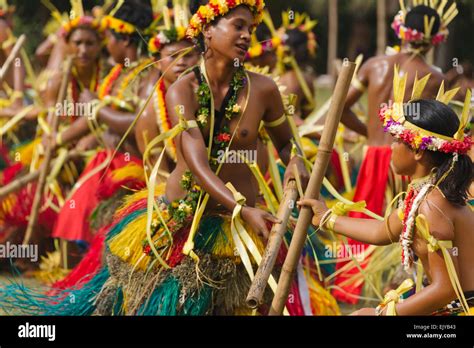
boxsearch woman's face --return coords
[68,28,101,68]
[391,139,418,176]
[105,29,126,63]
[204,6,254,62]
[158,41,199,84]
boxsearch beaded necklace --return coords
[399,175,434,270]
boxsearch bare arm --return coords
[298,198,402,245]
[263,76,310,188]
[340,63,368,137]
[332,211,401,246]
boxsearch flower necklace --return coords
[154,79,176,161]
[141,64,249,258]
[66,63,101,122]
[98,64,123,100]
[399,174,435,271]
[97,59,153,101]
[195,65,247,169]
[116,58,153,101]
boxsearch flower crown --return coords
[42,0,104,38]
[101,15,135,34]
[186,0,265,39]
[61,16,102,37]
[148,27,188,54]
[392,0,458,46]
[278,10,317,56]
[148,2,190,54]
[245,34,282,59]
[379,66,472,156]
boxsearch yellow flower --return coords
[197,114,207,124]
[272,36,282,46]
[232,103,241,114]
[177,26,187,40]
[172,202,179,208]
[414,135,423,148]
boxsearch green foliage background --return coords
[8,0,474,73]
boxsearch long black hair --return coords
[405,99,473,206]
[109,0,153,46]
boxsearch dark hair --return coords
[405,5,441,39]
[405,99,473,206]
[192,1,253,54]
[65,25,101,43]
[109,0,153,46]
[285,28,311,65]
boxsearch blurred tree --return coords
[6,0,474,74]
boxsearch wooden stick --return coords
[376,0,387,56]
[0,34,26,82]
[0,150,80,199]
[22,57,73,246]
[268,61,356,315]
[327,0,338,82]
[246,180,298,309]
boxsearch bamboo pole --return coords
[246,180,298,309]
[376,0,387,56]
[327,0,338,80]
[22,57,73,246]
[268,61,356,315]
[0,150,80,199]
[0,34,26,82]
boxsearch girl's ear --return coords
[414,149,425,161]
[203,24,212,41]
[123,35,132,47]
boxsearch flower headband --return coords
[148,2,190,54]
[380,66,472,156]
[42,0,104,38]
[392,0,458,46]
[101,15,135,35]
[245,34,282,59]
[278,10,317,57]
[148,27,188,54]
[61,16,103,37]
[186,0,265,39]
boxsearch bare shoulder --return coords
[246,70,279,96]
[418,189,456,241]
[166,71,197,104]
[360,55,392,80]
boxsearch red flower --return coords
[228,0,237,7]
[216,133,231,143]
[210,3,220,15]
[399,129,415,144]
[154,38,161,50]
[143,245,151,255]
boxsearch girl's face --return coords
[158,41,199,84]
[204,6,254,62]
[391,139,418,176]
[68,28,101,68]
[105,29,127,63]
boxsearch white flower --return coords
[157,32,171,45]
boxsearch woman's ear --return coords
[203,24,212,41]
[414,149,425,161]
[123,35,132,47]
